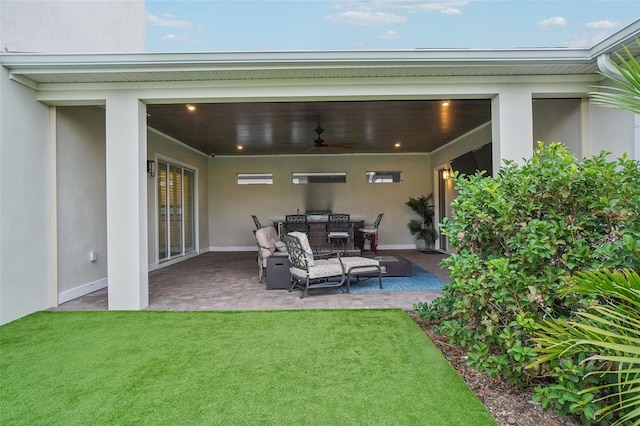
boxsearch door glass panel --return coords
[158,161,196,262]
[183,169,195,253]
[158,162,168,260]
[169,165,183,257]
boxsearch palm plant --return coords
[530,270,640,425]
[405,194,437,245]
[589,40,640,114]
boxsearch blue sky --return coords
[146,0,640,52]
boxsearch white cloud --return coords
[584,20,619,29]
[326,11,408,26]
[441,8,462,15]
[160,34,201,43]
[378,30,400,41]
[147,13,203,30]
[326,1,467,25]
[537,16,567,28]
[330,1,468,14]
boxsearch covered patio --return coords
[52,250,448,312]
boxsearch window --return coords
[237,173,273,185]
[366,171,403,183]
[292,172,347,184]
[158,161,196,262]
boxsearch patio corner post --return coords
[491,87,535,171]
[105,94,149,310]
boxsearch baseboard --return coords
[58,277,108,304]
[209,246,257,252]
[208,245,418,252]
[378,244,420,250]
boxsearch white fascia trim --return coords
[0,48,600,81]
[0,47,594,67]
[589,19,640,58]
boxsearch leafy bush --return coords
[414,142,640,400]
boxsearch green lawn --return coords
[1,309,495,425]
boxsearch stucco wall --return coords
[56,106,107,301]
[208,153,432,250]
[533,99,582,157]
[0,0,145,53]
[589,104,636,160]
[0,69,51,325]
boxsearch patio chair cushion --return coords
[255,226,282,263]
[287,231,315,267]
[289,258,344,279]
[339,256,380,274]
[274,240,287,252]
[327,231,350,238]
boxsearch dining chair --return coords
[326,213,351,253]
[359,213,384,254]
[284,214,309,234]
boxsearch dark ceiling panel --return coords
[146,99,492,155]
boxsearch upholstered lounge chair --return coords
[253,226,288,282]
[283,232,381,298]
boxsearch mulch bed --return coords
[409,314,580,426]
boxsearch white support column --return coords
[491,87,534,172]
[105,93,148,310]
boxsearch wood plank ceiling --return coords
[146,99,492,156]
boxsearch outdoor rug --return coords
[349,263,447,292]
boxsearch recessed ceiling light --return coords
[394,142,401,148]
[441,101,450,107]
[186,104,196,111]
[237,145,244,150]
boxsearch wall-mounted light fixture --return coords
[442,168,452,180]
[147,160,156,177]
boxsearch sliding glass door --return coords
[158,161,195,262]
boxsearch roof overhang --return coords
[1,18,638,89]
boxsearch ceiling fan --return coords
[310,124,358,150]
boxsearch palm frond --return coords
[589,42,640,115]
[531,269,640,425]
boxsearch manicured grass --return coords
[1,309,495,425]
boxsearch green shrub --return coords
[414,142,640,392]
